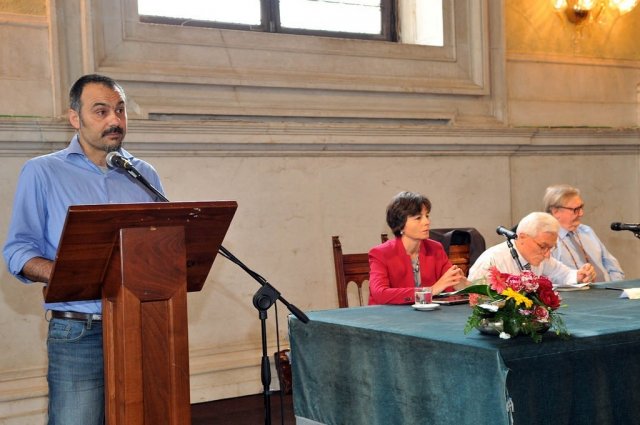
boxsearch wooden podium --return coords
[44,201,237,425]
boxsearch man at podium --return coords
[3,74,165,425]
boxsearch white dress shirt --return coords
[468,241,578,288]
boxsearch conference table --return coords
[289,281,640,425]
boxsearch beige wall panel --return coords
[0,0,46,16]
[507,60,640,127]
[0,15,52,117]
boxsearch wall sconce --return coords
[553,0,639,25]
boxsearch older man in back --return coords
[469,212,595,287]
[544,184,624,282]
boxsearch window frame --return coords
[51,0,495,122]
[138,0,397,42]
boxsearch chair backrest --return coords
[332,236,371,308]
[429,228,486,277]
[448,244,471,276]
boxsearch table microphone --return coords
[611,222,640,232]
[496,226,517,239]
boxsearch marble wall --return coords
[0,0,639,423]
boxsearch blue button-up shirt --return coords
[553,224,625,282]
[3,135,164,313]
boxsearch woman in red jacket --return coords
[368,191,468,305]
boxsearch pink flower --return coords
[520,271,539,293]
[468,293,481,306]
[505,274,524,292]
[533,306,550,322]
[488,266,509,293]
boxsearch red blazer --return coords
[368,237,452,305]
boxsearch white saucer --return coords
[412,303,439,311]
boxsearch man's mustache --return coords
[102,126,124,137]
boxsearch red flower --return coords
[537,283,561,310]
[537,275,553,291]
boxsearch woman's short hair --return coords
[543,184,580,213]
[386,191,432,237]
[516,212,560,237]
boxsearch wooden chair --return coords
[332,234,388,308]
[332,236,371,308]
[448,244,471,276]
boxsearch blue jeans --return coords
[46,318,104,425]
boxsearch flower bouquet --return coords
[457,266,569,343]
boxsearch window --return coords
[138,0,443,46]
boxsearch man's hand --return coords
[577,263,596,283]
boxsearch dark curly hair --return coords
[386,191,432,237]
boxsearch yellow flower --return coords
[501,288,533,309]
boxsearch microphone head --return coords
[611,222,622,231]
[496,225,517,239]
[105,151,121,168]
[106,151,131,170]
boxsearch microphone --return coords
[105,151,168,202]
[106,151,134,171]
[496,225,517,240]
[611,222,640,232]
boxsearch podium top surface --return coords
[45,201,237,303]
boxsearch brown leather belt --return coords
[50,310,102,322]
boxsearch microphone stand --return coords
[117,164,309,425]
[496,226,524,272]
[505,238,525,272]
[216,246,309,425]
[122,167,167,203]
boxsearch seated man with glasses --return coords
[544,184,624,282]
[468,212,596,287]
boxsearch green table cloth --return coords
[289,281,640,425]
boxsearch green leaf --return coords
[454,284,498,297]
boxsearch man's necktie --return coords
[567,231,605,282]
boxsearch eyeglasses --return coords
[531,239,555,253]
[556,204,584,214]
